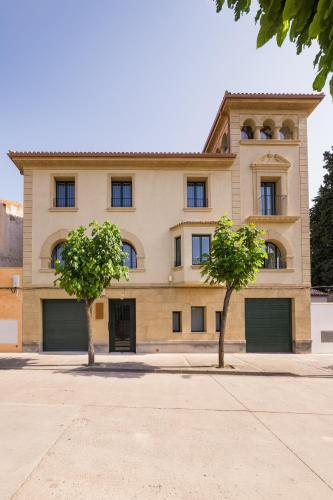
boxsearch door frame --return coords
[108,299,136,353]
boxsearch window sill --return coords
[128,268,145,273]
[191,264,203,269]
[39,268,55,273]
[183,207,212,212]
[49,207,78,212]
[240,140,300,146]
[191,331,206,334]
[260,268,295,273]
[107,207,136,212]
[172,266,183,271]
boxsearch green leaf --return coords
[313,68,328,90]
[276,20,290,46]
[283,0,301,21]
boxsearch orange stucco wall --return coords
[0,268,22,352]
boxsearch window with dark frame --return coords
[263,242,285,269]
[192,235,211,265]
[187,181,207,208]
[172,311,182,333]
[174,236,181,267]
[112,181,132,207]
[55,181,75,208]
[51,243,64,268]
[260,182,276,215]
[122,243,137,268]
[216,311,222,332]
[191,306,205,332]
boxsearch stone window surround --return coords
[251,154,290,216]
[49,173,78,212]
[39,228,145,272]
[107,173,136,212]
[183,173,212,212]
[261,228,295,270]
[240,114,299,141]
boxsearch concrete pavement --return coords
[0,354,333,499]
[0,352,333,376]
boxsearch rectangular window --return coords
[112,181,132,207]
[187,181,207,208]
[216,311,222,332]
[260,182,276,215]
[191,306,205,332]
[172,311,182,333]
[174,236,181,267]
[55,181,75,207]
[192,235,211,265]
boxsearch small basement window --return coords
[172,311,182,333]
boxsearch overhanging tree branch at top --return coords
[214,0,333,97]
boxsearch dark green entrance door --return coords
[245,298,292,353]
[109,299,136,352]
[43,300,88,351]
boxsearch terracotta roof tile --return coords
[8,150,235,159]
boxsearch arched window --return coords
[260,125,273,140]
[263,242,285,269]
[241,119,255,139]
[51,243,64,269]
[241,126,253,139]
[279,120,294,140]
[123,242,137,269]
[221,133,229,153]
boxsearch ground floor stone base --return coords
[22,285,311,353]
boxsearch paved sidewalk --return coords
[1,352,333,499]
[0,352,332,377]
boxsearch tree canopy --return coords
[55,221,128,301]
[310,147,333,290]
[215,0,333,97]
[201,215,266,367]
[201,215,266,290]
[55,220,129,365]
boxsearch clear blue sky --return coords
[0,0,331,204]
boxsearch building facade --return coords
[9,92,323,354]
[0,200,23,352]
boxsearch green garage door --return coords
[245,299,292,353]
[43,300,88,351]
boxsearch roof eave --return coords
[203,92,325,152]
[8,151,237,174]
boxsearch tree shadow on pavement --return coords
[0,357,39,370]
[54,366,155,378]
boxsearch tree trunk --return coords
[218,287,233,368]
[85,299,95,366]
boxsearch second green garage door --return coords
[245,299,292,353]
[43,300,88,351]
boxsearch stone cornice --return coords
[246,215,299,224]
[8,152,236,174]
[170,221,217,231]
[240,140,300,147]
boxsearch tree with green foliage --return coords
[214,0,333,97]
[55,221,129,366]
[310,147,333,290]
[201,215,266,368]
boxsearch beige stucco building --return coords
[9,92,324,354]
[0,200,23,352]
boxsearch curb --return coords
[72,366,303,377]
